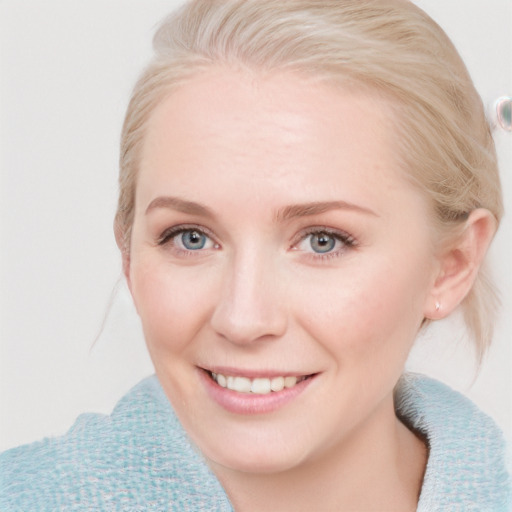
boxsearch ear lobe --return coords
[425,208,497,319]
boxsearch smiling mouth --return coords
[207,371,313,394]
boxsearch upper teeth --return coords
[211,373,303,394]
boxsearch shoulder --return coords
[395,373,511,511]
[0,376,232,511]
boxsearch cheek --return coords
[130,261,214,356]
[297,257,429,359]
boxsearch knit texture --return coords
[395,373,511,511]
[0,377,232,511]
[1,374,510,511]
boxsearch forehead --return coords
[137,68,423,216]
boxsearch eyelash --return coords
[291,227,357,261]
[157,224,219,256]
[156,225,357,260]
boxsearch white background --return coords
[0,0,511,450]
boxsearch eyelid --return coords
[290,226,358,261]
[291,226,357,248]
[155,223,356,259]
[156,224,219,247]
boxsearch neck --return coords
[210,395,427,512]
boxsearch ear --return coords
[425,208,497,319]
[114,220,132,289]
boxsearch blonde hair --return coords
[115,0,503,360]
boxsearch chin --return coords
[196,427,314,475]
[208,448,307,475]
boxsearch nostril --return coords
[210,258,288,344]
[210,301,288,345]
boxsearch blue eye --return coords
[309,232,336,253]
[293,228,356,258]
[181,230,207,250]
[158,226,217,253]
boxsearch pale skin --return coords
[119,68,496,511]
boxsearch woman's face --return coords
[128,69,439,473]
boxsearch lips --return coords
[210,372,309,394]
[200,368,316,414]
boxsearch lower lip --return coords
[199,370,315,415]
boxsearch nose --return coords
[210,249,288,345]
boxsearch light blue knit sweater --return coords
[1,374,510,511]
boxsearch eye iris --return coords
[181,230,206,250]
[310,232,336,253]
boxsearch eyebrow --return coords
[145,196,215,217]
[145,196,378,220]
[275,201,378,222]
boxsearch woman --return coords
[1,0,510,510]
